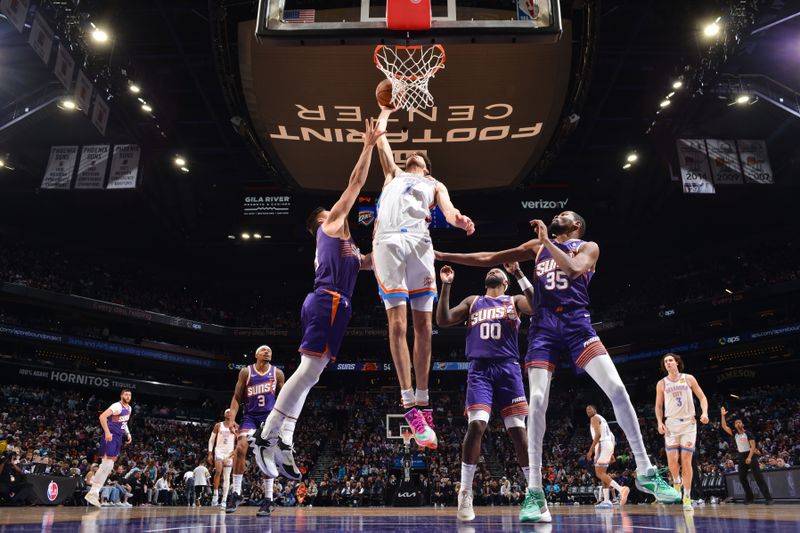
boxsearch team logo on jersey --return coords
[423,276,435,287]
[47,481,59,501]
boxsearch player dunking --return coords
[436,263,533,522]
[586,404,630,509]
[655,353,709,511]
[208,409,237,509]
[255,119,382,478]
[226,345,284,517]
[436,211,680,522]
[373,106,475,449]
[85,389,133,508]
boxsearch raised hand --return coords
[454,213,475,235]
[363,117,386,147]
[440,265,454,284]
[503,262,521,275]
[530,219,549,242]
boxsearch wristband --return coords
[516,276,532,292]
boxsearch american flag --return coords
[284,9,316,23]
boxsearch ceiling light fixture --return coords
[241,233,251,240]
[174,156,186,167]
[672,81,683,90]
[659,99,671,108]
[92,28,109,43]
[703,18,721,37]
[129,84,141,94]
[141,103,152,113]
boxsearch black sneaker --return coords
[765,499,775,505]
[256,498,276,517]
[225,492,242,514]
[275,439,302,481]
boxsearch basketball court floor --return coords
[1,505,797,532]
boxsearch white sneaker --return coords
[457,490,475,521]
[595,500,613,510]
[85,492,102,508]
[121,502,133,508]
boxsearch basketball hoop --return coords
[374,44,446,111]
[401,428,414,448]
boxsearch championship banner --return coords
[54,43,76,90]
[75,70,94,115]
[0,0,29,33]
[75,145,110,189]
[705,139,743,185]
[676,139,715,194]
[41,146,78,189]
[28,11,54,65]
[107,144,140,189]
[737,140,773,184]
[91,94,110,136]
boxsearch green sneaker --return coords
[519,488,551,522]
[636,468,681,503]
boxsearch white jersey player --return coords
[208,409,237,509]
[373,105,475,447]
[655,353,708,511]
[586,405,629,508]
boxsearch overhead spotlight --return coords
[180,167,190,173]
[729,394,739,399]
[263,235,272,239]
[129,84,141,94]
[703,18,721,37]
[667,91,675,98]
[724,288,733,294]
[672,80,683,90]
[626,153,638,163]
[58,99,78,111]
[241,233,251,240]
[659,99,671,108]
[174,156,186,167]
[91,28,109,43]
[141,103,152,113]
[227,234,236,240]
[735,94,751,105]
[253,233,262,240]
[622,163,632,170]
[779,97,784,103]
[0,159,5,168]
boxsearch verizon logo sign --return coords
[521,199,569,210]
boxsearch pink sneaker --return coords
[422,408,435,429]
[404,408,438,449]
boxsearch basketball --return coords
[376,79,393,107]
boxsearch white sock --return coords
[522,466,531,488]
[260,354,328,439]
[221,468,232,503]
[610,480,622,491]
[603,488,610,502]
[415,389,429,407]
[583,355,653,475]
[460,463,476,492]
[526,367,552,489]
[401,389,415,409]
[232,474,243,495]
[265,478,274,500]
[90,458,115,494]
[281,418,297,446]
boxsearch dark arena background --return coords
[1,0,800,531]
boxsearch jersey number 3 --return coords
[544,271,569,290]
[479,323,502,340]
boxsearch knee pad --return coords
[409,295,434,313]
[467,410,491,424]
[503,415,526,430]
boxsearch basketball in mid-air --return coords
[376,79,394,107]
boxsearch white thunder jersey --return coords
[590,414,615,444]
[375,172,437,237]
[663,373,695,419]
[215,423,235,457]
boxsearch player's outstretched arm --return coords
[98,407,114,441]
[655,381,666,435]
[376,107,400,185]
[530,219,598,279]
[228,367,249,429]
[208,423,218,464]
[435,240,539,267]
[719,406,733,436]
[436,265,475,327]
[324,118,385,236]
[689,375,709,424]
[504,262,534,315]
[434,181,474,235]
[275,368,285,395]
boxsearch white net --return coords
[374,44,446,111]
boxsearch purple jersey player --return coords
[436,211,680,523]
[254,119,383,486]
[436,262,534,522]
[84,389,133,507]
[225,345,284,515]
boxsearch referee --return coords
[720,406,773,504]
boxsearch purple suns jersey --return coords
[314,227,361,299]
[533,239,593,309]
[465,295,521,360]
[107,402,131,436]
[244,364,277,417]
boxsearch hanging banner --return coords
[53,43,76,90]
[676,139,715,194]
[107,144,140,189]
[27,11,54,65]
[737,140,773,184]
[0,0,30,32]
[705,139,743,185]
[75,145,110,189]
[74,70,94,115]
[41,146,78,189]
[91,95,110,136]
